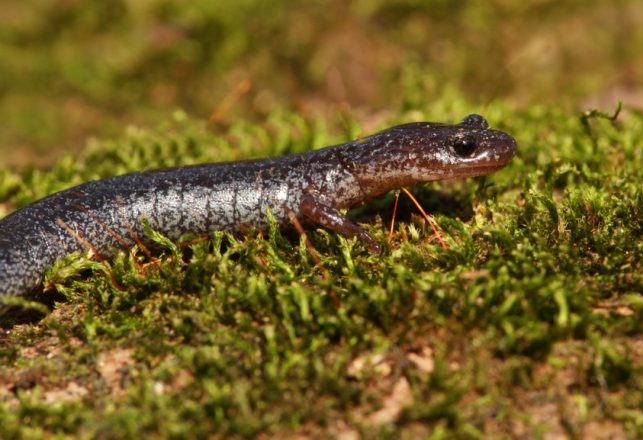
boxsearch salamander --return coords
[0,114,516,298]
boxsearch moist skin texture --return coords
[0,114,516,298]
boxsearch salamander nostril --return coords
[453,136,477,157]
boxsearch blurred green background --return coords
[1,0,641,167]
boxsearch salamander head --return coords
[345,114,517,196]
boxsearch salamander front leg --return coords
[299,194,382,253]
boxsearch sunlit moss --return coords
[1,97,641,438]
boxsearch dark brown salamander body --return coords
[0,114,516,298]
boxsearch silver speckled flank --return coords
[0,115,517,298]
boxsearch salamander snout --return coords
[475,129,517,166]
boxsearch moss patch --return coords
[1,96,641,438]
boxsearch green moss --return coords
[1,95,641,438]
[1,3,642,436]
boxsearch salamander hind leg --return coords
[299,193,381,253]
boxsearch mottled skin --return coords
[0,114,516,298]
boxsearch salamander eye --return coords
[452,135,477,157]
[460,114,489,130]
